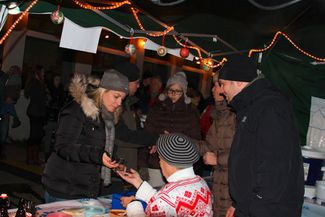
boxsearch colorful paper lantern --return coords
[157,46,167,57]
[179,47,189,58]
[50,9,64,24]
[125,44,136,55]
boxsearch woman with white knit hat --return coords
[143,71,201,187]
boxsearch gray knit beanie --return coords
[158,72,191,104]
[99,69,129,94]
[157,133,200,168]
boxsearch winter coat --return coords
[197,100,236,217]
[0,71,9,101]
[24,78,47,118]
[228,77,304,217]
[144,96,201,168]
[115,95,158,149]
[42,74,116,199]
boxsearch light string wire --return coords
[249,31,325,62]
[0,0,38,45]
[130,7,174,37]
[72,0,131,10]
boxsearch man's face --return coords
[128,80,140,96]
[219,79,244,102]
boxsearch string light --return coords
[130,7,174,37]
[0,0,39,45]
[69,0,227,68]
[72,0,131,10]
[249,31,325,62]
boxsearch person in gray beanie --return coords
[159,71,191,104]
[42,69,129,202]
[117,133,213,217]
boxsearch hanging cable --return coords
[248,0,303,11]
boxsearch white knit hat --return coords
[158,71,191,104]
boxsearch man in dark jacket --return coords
[219,56,304,217]
[113,62,159,171]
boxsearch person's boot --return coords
[12,117,21,128]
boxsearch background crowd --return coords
[0,57,304,217]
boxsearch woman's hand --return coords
[120,196,135,208]
[102,152,119,169]
[203,152,217,166]
[116,168,143,189]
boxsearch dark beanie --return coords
[114,62,140,82]
[157,133,200,168]
[219,55,257,82]
[99,69,129,94]
[143,70,153,79]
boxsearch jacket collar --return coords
[229,77,273,112]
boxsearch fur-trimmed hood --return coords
[69,73,101,120]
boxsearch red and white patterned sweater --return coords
[131,167,213,217]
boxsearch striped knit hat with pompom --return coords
[157,133,199,168]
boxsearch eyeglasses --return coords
[167,89,183,95]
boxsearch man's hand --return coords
[203,152,217,165]
[117,168,144,189]
[226,206,235,217]
[120,196,135,208]
[149,145,157,154]
[102,152,119,169]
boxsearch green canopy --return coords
[6,0,325,144]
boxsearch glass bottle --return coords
[0,193,9,217]
[15,198,26,217]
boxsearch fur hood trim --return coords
[69,74,100,120]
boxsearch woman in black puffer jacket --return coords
[42,69,129,202]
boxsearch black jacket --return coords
[42,101,105,199]
[228,78,304,217]
[42,75,111,199]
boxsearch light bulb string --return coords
[131,7,174,37]
[72,0,131,10]
[0,0,39,45]
[249,31,325,62]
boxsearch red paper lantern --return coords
[179,47,189,58]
